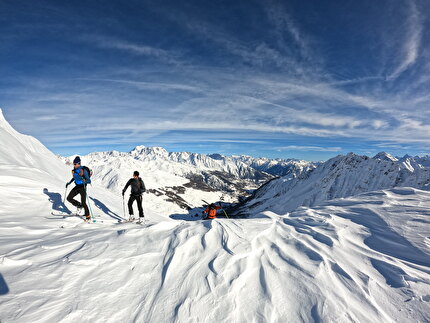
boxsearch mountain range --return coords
[0,108,429,322]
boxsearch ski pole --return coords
[222,209,229,219]
[85,184,96,222]
[63,186,68,205]
[122,195,126,220]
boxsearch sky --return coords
[1,0,430,161]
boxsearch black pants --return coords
[128,195,144,217]
[67,185,90,216]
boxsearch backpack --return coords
[82,166,93,178]
[139,178,146,194]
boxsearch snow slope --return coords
[62,147,289,216]
[62,150,247,216]
[236,152,430,216]
[0,109,429,322]
[0,108,143,224]
[1,186,429,322]
[63,148,314,217]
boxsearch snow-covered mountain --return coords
[1,109,429,322]
[0,108,158,224]
[234,151,430,216]
[62,147,313,215]
[230,154,317,177]
[0,109,67,179]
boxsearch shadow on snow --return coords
[43,188,71,214]
[89,197,124,221]
[0,273,9,295]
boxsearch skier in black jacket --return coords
[122,171,146,221]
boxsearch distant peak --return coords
[208,153,224,160]
[130,145,146,153]
[130,145,168,156]
[373,151,398,162]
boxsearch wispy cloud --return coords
[35,115,60,121]
[387,0,423,80]
[184,20,293,69]
[2,0,430,159]
[276,146,342,152]
[263,0,316,66]
[82,35,182,65]
[77,78,202,93]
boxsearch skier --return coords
[66,156,91,221]
[203,203,222,220]
[122,171,146,222]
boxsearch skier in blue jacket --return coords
[66,156,91,220]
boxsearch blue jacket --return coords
[71,166,91,185]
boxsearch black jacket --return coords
[123,177,146,196]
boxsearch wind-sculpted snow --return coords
[236,152,430,216]
[1,186,429,322]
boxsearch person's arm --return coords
[139,178,146,192]
[82,169,91,184]
[66,178,75,187]
[203,207,209,214]
[122,179,131,195]
[215,205,222,210]
[66,170,75,187]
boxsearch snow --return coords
[237,151,430,216]
[0,109,429,322]
[61,146,309,216]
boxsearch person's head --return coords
[73,156,81,169]
[133,171,139,178]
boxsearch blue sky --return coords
[1,0,429,161]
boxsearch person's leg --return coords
[78,186,90,217]
[128,195,136,217]
[137,195,144,217]
[67,186,81,208]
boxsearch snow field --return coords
[0,109,429,322]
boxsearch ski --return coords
[49,212,97,223]
[116,218,147,225]
[117,217,135,223]
[51,212,82,218]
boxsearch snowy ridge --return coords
[0,109,66,177]
[63,147,311,215]
[129,145,312,178]
[231,154,317,177]
[235,151,430,215]
[64,150,230,216]
[0,110,429,322]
